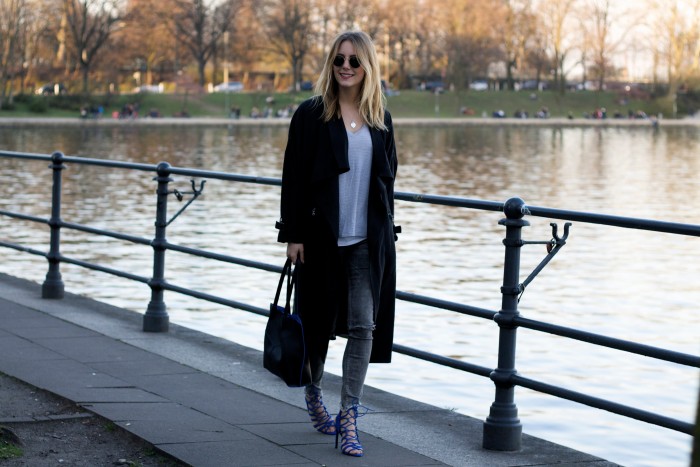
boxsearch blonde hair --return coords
[315,31,386,130]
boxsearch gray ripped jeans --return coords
[305,241,374,410]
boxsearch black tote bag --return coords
[263,259,312,387]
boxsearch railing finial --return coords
[503,197,528,219]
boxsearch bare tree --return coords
[326,0,383,36]
[122,0,177,88]
[0,0,27,107]
[498,0,537,90]
[646,0,700,96]
[254,0,315,92]
[382,0,424,89]
[318,0,385,57]
[536,0,576,93]
[63,0,123,94]
[411,8,446,88]
[576,0,639,91]
[16,0,50,94]
[442,0,504,90]
[172,0,242,88]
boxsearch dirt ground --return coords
[0,372,186,466]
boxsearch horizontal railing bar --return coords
[396,291,496,320]
[395,191,504,212]
[163,242,283,273]
[0,151,155,172]
[393,343,493,377]
[160,281,269,317]
[511,373,693,435]
[61,155,156,172]
[516,316,700,368]
[59,221,152,246]
[0,150,52,161]
[526,204,700,237]
[59,255,150,284]
[393,193,700,237]
[0,210,48,224]
[0,240,47,257]
[167,167,282,186]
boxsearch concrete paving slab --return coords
[159,438,316,467]
[83,401,204,422]
[0,358,130,391]
[9,321,100,339]
[129,372,304,424]
[287,440,446,467]
[33,335,160,363]
[89,357,198,378]
[86,401,261,445]
[116,418,254,444]
[0,334,68,361]
[240,421,336,446]
[61,387,169,404]
[0,300,28,317]
[0,315,67,330]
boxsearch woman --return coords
[276,30,399,457]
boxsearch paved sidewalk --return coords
[0,273,618,466]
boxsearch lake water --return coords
[1,120,699,467]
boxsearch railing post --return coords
[483,197,527,451]
[42,151,65,299]
[143,162,171,332]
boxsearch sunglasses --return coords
[333,55,361,69]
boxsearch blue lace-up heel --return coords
[305,392,336,435]
[335,405,366,457]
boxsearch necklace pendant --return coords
[350,121,357,129]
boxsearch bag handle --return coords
[273,258,297,315]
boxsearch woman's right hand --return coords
[287,243,304,264]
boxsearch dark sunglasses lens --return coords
[333,55,361,68]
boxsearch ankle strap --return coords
[339,404,372,418]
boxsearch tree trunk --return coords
[197,57,206,87]
[82,65,90,94]
[0,77,7,110]
[506,60,515,90]
[291,56,300,92]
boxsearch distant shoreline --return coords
[0,116,698,127]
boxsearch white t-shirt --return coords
[338,125,372,247]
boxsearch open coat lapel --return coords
[369,126,394,182]
[328,117,350,174]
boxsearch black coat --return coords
[276,96,399,363]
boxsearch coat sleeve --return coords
[277,103,309,244]
[384,111,401,239]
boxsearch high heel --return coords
[334,405,365,457]
[305,392,336,435]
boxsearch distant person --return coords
[276,30,399,457]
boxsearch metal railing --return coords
[1,149,698,452]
